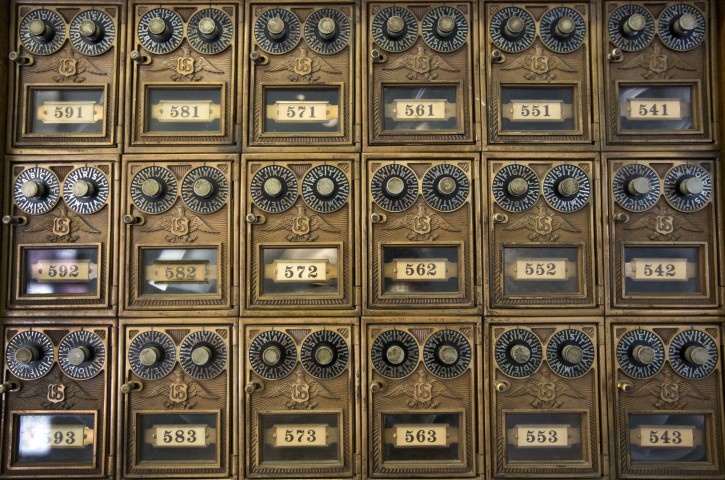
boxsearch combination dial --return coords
[128,331,177,380]
[137,8,184,55]
[608,4,655,52]
[663,164,712,212]
[492,164,540,212]
[130,166,178,215]
[668,330,718,380]
[422,164,469,212]
[302,165,349,213]
[546,329,595,378]
[179,331,227,380]
[658,4,705,52]
[423,330,471,379]
[69,9,115,56]
[249,330,297,380]
[58,330,105,380]
[63,166,109,215]
[304,8,351,55]
[254,8,301,55]
[616,329,665,379]
[422,6,468,53]
[19,9,66,56]
[250,165,298,214]
[370,164,418,212]
[539,7,586,54]
[188,8,234,55]
[13,167,60,216]
[489,7,535,53]
[181,166,229,214]
[5,331,54,380]
[371,6,418,53]
[542,164,590,213]
[300,330,349,379]
[612,163,660,212]
[494,329,543,378]
[371,330,419,379]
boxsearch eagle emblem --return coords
[259,204,339,242]
[257,368,336,410]
[507,369,582,409]
[382,203,460,241]
[141,370,219,409]
[619,44,695,80]
[382,45,458,80]
[266,47,341,83]
[502,45,576,81]
[31,47,106,83]
[17,369,94,410]
[24,205,101,243]
[632,370,706,410]
[624,203,701,241]
[503,203,580,242]
[142,206,218,243]
[381,369,456,409]
[150,46,224,81]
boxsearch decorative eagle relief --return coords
[142,206,219,243]
[140,370,219,409]
[31,47,106,83]
[266,48,341,83]
[382,204,460,241]
[17,370,95,410]
[619,44,695,80]
[150,46,224,82]
[502,45,576,81]
[624,203,701,241]
[25,205,101,243]
[259,204,340,242]
[504,203,580,242]
[506,370,582,409]
[257,368,337,410]
[630,370,706,410]
[382,45,458,80]
[381,369,456,409]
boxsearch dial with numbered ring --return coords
[371,330,419,379]
[137,8,184,55]
[658,4,706,52]
[302,165,349,213]
[540,7,587,54]
[301,330,349,379]
[494,329,543,378]
[250,165,298,214]
[188,8,234,55]
[128,331,177,380]
[70,9,116,56]
[423,330,471,379]
[663,164,712,212]
[5,331,54,380]
[19,9,66,56]
[249,330,297,380]
[542,164,590,213]
[422,6,468,53]
[492,164,540,212]
[546,329,595,378]
[371,6,418,53]
[254,8,301,55]
[58,330,105,380]
[422,164,469,212]
[616,329,665,379]
[63,166,110,215]
[13,167,60,216]
[181,166,228,214]
[304,8,351,55]
[668,330,718,379]
[180,331,227,380]
[489,7,535,54]
[370,164,418,212]
[612,163,661,212]
[130,166,178,214]
[608,4,655,52]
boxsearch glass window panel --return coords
[137,412,218,464]
[141,248,218,295]
[15,413,95,465]
[500,86,576,132]
[383,86,459,132]
[23,247,99,296]
[145,87,222,133]
[619,85,694,131]
[261,247,339,296]
[382,246,460,294]
[505,412,585,463]
[628,413,708,464]
[382,412,461,463]
[30,88,104,134]
[263,88,341,134]
[259,413,340,463]
[623,246,701,295]
[503,246,580,295]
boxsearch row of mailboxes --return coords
[4,0,720,151]
[1,155,721,316]
[1,319,722,478]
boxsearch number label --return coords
[395,425,448,447]
[272,260,329,282]
[20,425,91,449]
[31,260,93,282]
[639,427,694,448]
[630,258,688,281]
[274,101,330,122]
[511,101,563,121]
[628,99,682,120]
[37,101,103,124]
[151,100,220,122]
[147,263,208,283]
[154,425,208,447]
[396,260,447,280]
[516,426,569,447]
[274,425,328,447]
[515,260,567,280]
[394,99,447,120]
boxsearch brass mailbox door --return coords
[8,2,123,151]
[2,158,117,316]
[609,322,725,477]
[242,321,357,478]
[119,322,233,478]
[0,324,113,478]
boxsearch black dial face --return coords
[542,164,590,213]
[181,166,228,214]
[370,164,418,212]
[494,329,543,378]
[423,330,471,379]
[616,329,665,379]
[422,164,469,212]
[19,9,66,56]
[658,4,705,52]
[128,331,176,380]
[137,8,183,55]
[668,330,718,380]
[5,331,54,380]
[663,164,712,212]
[492,164,540,213]
[546,329,595,379]
[70,9,115,56]
[371,6,418,53]
[304,8,351,55]
[540,7,586,54]
[130,166,178,214]
[250,165,298,214]
[302,165,349,213]
[58,330,105,380]
[612,163,661,212]
[249,331,297,380]
[188,8,234,55]
[422,6,468,53]
[254,8,301,55]
[179,331,227,380]
[489,7,535,53]
[63,166,109,215]
[608,4,655,52]
[371,330,419,379]
[301,330,349,379]
[13,167,60,216]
